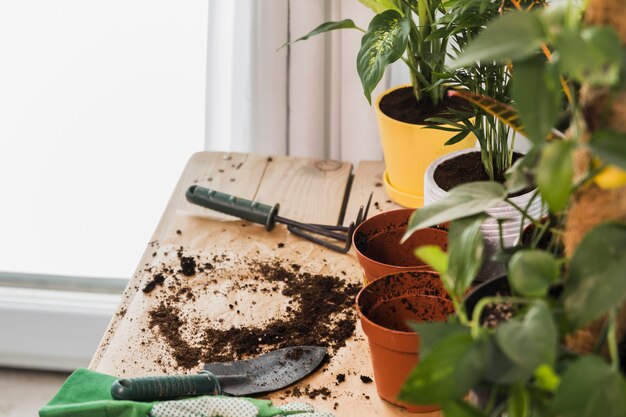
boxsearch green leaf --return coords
[403,182,507,239]
[289,19,362,45]
[442,400,488,417]
[533,364,560,392]
[564,222,626,329]
[447,215,486,297]
[481,336,533,384]
[536,141,573,213]
[408,322,469,359]
[508,383,530,417]
[358,0,401,14]
[357,10,410,102]
[506,147,540,194]
[588,130,626,171]
[414,245,448,276]
[512,57,562,144]
[445,130,472,146]
[557,27,622,86]
[495,301,558,369]
[508,250,559,297]
[452,11,546,68]
[552,356,626,417]
[399,332,484,404]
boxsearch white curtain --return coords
[205,0,395,165]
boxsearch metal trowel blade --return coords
[203,346,326,396]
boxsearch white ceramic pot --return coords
[424,149,544,247]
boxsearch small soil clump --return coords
[360,375,373,384]
[179,256,196,276]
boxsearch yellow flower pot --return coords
[375,85,477,208]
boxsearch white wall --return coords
[0,1,208,279]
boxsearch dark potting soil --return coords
[379,86,470,125]
[481,291,517,329]
[147,258,360,369]
[433,151,528,195]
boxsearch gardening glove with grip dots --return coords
[149,396,335,417]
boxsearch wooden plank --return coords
[344,161,403,226]
[255,156,351,224]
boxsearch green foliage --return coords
[537,141,573,213]
[399,332,484,404]
[557,27,622,86]
[452,11,546,68]
[552,356,626,417]
[508,250,559,297]
[357,10,410,103]
[400,3,626,416]
[288,19,363,45]
[414,245,448,276]
[512,56,561,144]
[404,182,506,235]
[508,383,530,417]
[447,215,486,297]
[495,301,558,370]
[588,130,626,171]
[564,222,626,329]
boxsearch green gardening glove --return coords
[149,396,335,417]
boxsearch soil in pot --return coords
[357,271,454,412]
[434,151,527,192]
[379,86,470,125]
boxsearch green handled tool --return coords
[111,346,326,401]
[185,185,371,253]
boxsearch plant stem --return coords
[470,296,530,338]
[608,309,620,371]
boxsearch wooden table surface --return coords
[89,151,441,416]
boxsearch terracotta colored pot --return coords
[353,208,448,283]
[356,271,455,412]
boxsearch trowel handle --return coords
[185,185,279,231]
[111,371,222,401]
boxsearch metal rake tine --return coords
[355,192,373,226]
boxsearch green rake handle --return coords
[185,185,280,230]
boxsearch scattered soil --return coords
[360,375,373,384]
[146,257,360,369]
[335,374,345,384]
[434,151,527,193]
[179,255,197,276]
[143,273,167,294]
[379,86,470,125]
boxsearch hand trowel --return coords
[111,346,326,401]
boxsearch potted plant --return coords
[292,0,481,207]
[396,1,626,415]
[422,0,549,256]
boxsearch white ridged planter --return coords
[424,148,544,247]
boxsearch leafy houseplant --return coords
[292,0,483,207]
[396,2,626,416]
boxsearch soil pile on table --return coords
[146,255,360,369]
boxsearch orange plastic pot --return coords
[375,85,477,208]
[356,271,454,412]
[353,208,448,283]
